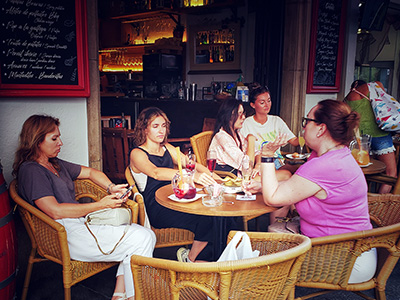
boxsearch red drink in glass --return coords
[207,159,216,172]
[174,186,196,199]
[186,163,195,172]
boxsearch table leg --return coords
[212,216,243,261]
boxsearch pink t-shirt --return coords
[295,147,372,238]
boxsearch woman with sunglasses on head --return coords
[244,100,376,284]
[241,83,299,174]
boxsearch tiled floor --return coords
[13,214,400,300]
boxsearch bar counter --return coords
[101,96,254,139]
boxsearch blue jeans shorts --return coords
[370,135,395,155]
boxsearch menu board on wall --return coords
[307,0,347,93]
[0,0,89,97]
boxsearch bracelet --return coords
[261,157,275,163]
[107,183,115,193]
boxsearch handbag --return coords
[367,82,400,132]
[84,207,132,255]
[217,231,260,262]
[268,216,300,234]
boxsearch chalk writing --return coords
[0,0,78,85]
[312,0,343,87]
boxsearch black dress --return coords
[138,147,213,243]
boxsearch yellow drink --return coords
[298,136,305,148]
[357,150,370,165]
[351,149,370,166]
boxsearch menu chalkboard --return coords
[307,0,347,93]
[0,0,89,97]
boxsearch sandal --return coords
[112,292,127,300]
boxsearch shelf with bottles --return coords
[99,46,146,72]
[188,22,240,72]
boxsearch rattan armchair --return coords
[290,194,400,300]
[125,167,195,249]
[131,231,311,300]
[9,179,138,300]
[190,131,262,230]
[190,130,214,167]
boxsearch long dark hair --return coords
[213,97,243,150]
[13,115,60,178]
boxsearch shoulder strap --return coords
[351,88,369,100]
[137,146,149,155]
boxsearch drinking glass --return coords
[241,155,253,194]
[207,149,217,175]
[298,130,305,155]
[186,152,196,172]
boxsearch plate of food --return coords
[221,177,243,194]
[286,153,309,160]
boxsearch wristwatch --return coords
[261,157,275,163]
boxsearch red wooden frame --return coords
[0,0,90,97]
[307,0,347,93]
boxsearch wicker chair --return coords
[125,167,195,249]
[9,179,139,300]
[190,131,262,230]
[131,231,311,300]
[289,194,400,300]
[190,131,214,167]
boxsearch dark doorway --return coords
[252,0,285,116]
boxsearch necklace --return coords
[319,143,343,156]
[40,161,59,177]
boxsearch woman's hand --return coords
[262,133,289,157]
[99,194,126,208]
[194,171,217,187]
[109,183,129,196]
[242,179,262,195]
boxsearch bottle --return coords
[235,75,249,102]
[178,81,184,100]
[121,112,127,128]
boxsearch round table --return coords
[155,184,277,217]
[155,184,277,260]
[361,158,386,175]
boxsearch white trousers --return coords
[56,217,156,298]
[348,247,377,284]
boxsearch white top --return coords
[241,115,295,157]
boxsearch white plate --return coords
[223,185,242,194]
[286,153,309,160]
[168,193,205,203]
[360,162,373,168]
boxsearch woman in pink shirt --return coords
[245,100,376,284]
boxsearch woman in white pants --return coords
[13,114,156,300]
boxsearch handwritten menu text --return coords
[312,0,342,87]
[1,0,78,85]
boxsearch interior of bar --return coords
[1,0,400,299]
